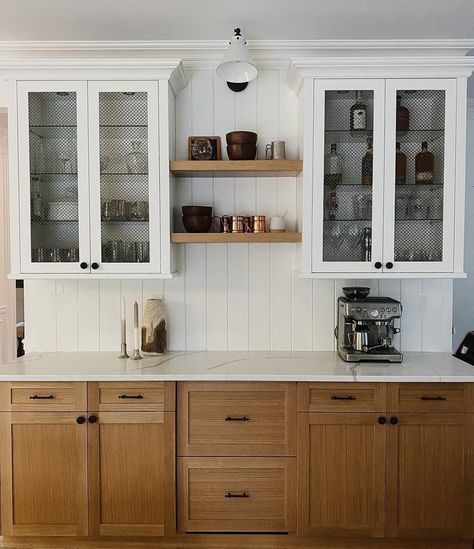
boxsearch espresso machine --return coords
[336,287,403,362]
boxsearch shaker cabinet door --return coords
[17,81,91,274]
[87,81,161,275]
[382,78,458,273]
[311,79,386,274]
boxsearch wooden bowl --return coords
[227,143,257,160]
[182,205,212,216]
[226,131,258,145]
[182,215,213,233]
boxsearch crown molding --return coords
[286,56,474,93]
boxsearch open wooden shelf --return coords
[171,232,302,243]
[170,160,303,178]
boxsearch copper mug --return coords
[232,216,245,233]
[215,215,232,233]
[253,215,266,233]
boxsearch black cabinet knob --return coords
[80,262,88,270]
[76,416,86,425]
[378,416,387,425]
[91,262,99,270]
[389,416,398,425]
[386,262,394,270]
[374,262,382,269]
[88,415,97,424]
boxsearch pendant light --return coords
[216,28,257,92]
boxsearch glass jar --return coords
[191,139,213,160]
[126,141,148,174]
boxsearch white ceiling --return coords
[0,0,473,41]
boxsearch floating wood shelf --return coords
[171,232,302,243]
[170,160,303,178]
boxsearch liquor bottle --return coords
[395,142,407,185]
[361,137,373,185]
[415,141,434,184]
[396,94,410,132]
[327,190,338,221]
[324,143,342,185]
[31,177,44,221]
[363,227,372,262]
[350,91,367,132]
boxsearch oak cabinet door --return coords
[298,413,386,537]
[88,411,175,536]
[0,411,88,536]
[386,413,472,538]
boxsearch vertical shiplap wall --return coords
[23,70,454,353]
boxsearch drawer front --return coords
[88,382,175,412]
[178,457,296,533]
[0,382,87,411]
[298,382,386,412]
[388,383,468,412]
[178,382,296,456]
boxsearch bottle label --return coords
[416,171,433,182]
[352,110,366,130]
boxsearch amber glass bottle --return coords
[396,95,410,132]
[415,142,434,184]
[361,137,373,185]
[395,142,407,185]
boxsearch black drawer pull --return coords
[29,395,54,400]
[225,416,250,422]
[331,395,356,401]
[225,492,249,498]
[118,394,144,400]
[420,396,447,401]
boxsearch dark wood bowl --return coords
[182,215,213,233]
[226,131,258,145]
[227,144,257,160]
[182,205,212,216]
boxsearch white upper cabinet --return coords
[8,65,185,279]
[296,70,471,278]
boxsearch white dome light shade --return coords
[216,29,258,85]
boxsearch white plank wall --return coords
[23,70,454,353]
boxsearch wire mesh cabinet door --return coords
[17,81,91,274]
[88,81,161,274]
[382,79,458,274]
[311,79,386,274]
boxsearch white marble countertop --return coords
[0,351,472,382]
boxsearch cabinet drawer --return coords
[298,382,386,412]
[0,382,87,411]
[88,382,175,412]
[178,457,296,533]
[178,382,296,456]
[388,383,469,412]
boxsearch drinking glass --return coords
[136,241,149,263]
[129,201,149,221]
[191,139,213,160]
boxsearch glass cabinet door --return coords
[88,82,160,274]
[383,79,457,273]
[17,82,90,273]
[312,79,385,273]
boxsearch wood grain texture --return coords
[177,381,296,457]
[387,383,468,413]
[297,413,386,538]
[88,411,175,537]
[178,457,296,533]
[87,382,175,412]
[297,383,386,413]
[0,411,88,537]
[386,413,471,538]
[0,382,87,411]
[170,160,303,178]
[171,232,302,243]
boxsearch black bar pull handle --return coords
[225,492,249,498]
[225,416,250,422]
[420,396,447,401]
[29,395,54,400]
[331,395,356,401]
[118,394,144,400]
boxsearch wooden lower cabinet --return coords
[297,412,386,538]
[386,413,472,538]
[88,411,175,536]
[0,411,88,536]
[178,457,296,533]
